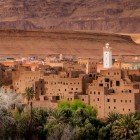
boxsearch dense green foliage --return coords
[0,100,140,140]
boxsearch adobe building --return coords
[33,70,94,108]
[1,43,139,118]
[87,69,140,118]
[12,70,44,94]
[78,58,98,74]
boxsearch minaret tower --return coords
[103,43,112,69]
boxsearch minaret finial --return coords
[105,43,109,48]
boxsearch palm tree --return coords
[23,87,35,136]
[23,87,35,105]
[107,111,121,124]
[45,110,66,140]
[112,113,140,139]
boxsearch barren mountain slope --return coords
[0,29,139,57]
[0,0,139,33]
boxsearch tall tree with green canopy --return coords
[112,113,140,139]
[23,87,35,105]
[58,100,97,118]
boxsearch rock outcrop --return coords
[0,0,139,33]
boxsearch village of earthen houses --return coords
[0,43,140,118]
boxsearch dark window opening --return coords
[110,81,113,87]
[116,81,120,86]
[107,99,110,102]
[44,96,48,100]
[89,74,92,77]
[105,78,110,82]
[99,83,103,86]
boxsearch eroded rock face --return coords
[0,0,139,33]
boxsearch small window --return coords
[82,99,84,101]
[116,81,120,86]
[98,92,100,95]
[108,106,110,109]
[114,99,116,102]
[97,98,99,101]
[105,78,110,82]
[99,84,103,86]
[44,96,48,100]
[107,99,110,102]
[114,107,116,109]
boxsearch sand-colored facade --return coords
[0,56,140,118]
[10,65,140,118]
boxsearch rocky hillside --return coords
[0,0,139,33]
[0,29,139,57]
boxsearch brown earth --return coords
[0,0,139,33]
[0,29,139,57]
[130,34,140,44]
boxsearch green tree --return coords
[58,100,97,118]
[23,87,35,105]
[112,113,140,139]
[23,87,35,139]
[107,111,121,124]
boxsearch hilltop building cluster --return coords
[0,44,140,118]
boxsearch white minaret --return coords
[103,43,112,69]
[59,54,63,61]
[86,62,89,74]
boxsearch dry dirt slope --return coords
[0,29,139,57]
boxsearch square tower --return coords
[103,43,112,69]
